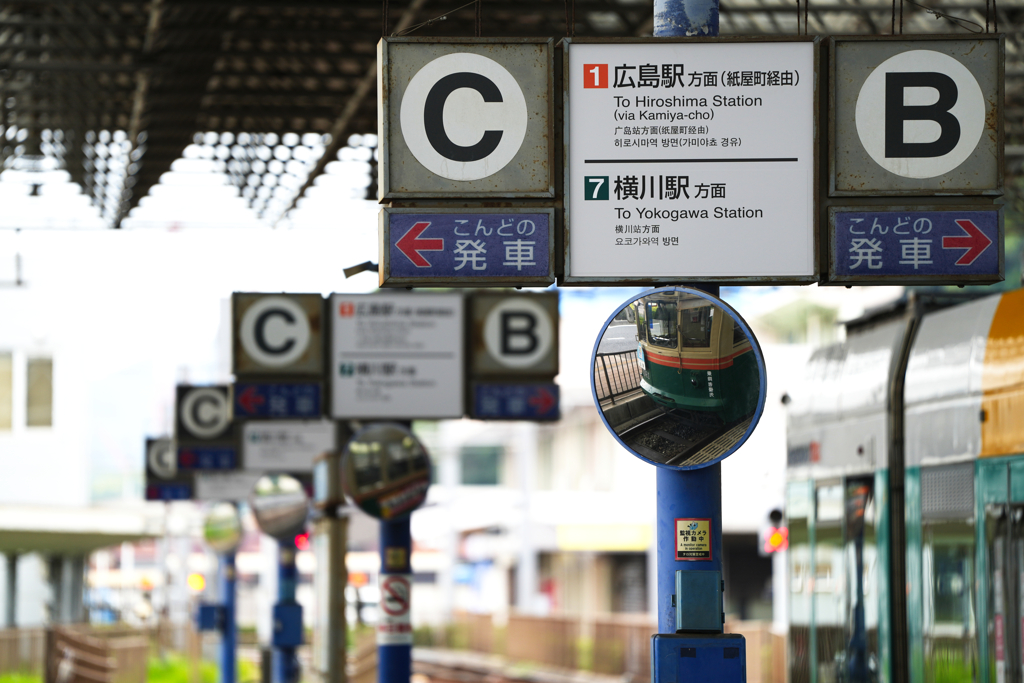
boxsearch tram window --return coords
[386,443,411,482]
[646,302,678,348]
[815,483,846,683]
[986,503,1024,683]
[844,478,878,683]
[352,449,382,490]
[732,321,748,347]
[680,306,713,348]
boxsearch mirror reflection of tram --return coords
[597,290,761,468]
[343,426,431,520]
[637,291,758,425]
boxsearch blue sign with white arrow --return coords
[382,209,554,286]
[830,208,1002,284]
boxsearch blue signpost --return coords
[274,537,303,683]
[378,520,412,683]
[341,423,430,683]
[198,504,243,683]
[221,554,237,683]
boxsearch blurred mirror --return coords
[591,287,766,469]
[249,474,308,540]
[342,422,430,520]
[203,502,243,554]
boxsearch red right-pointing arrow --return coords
[528,387,557,416]
[396,222,444,268]
[943,219,993,266]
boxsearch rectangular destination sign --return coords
[564,39,817,284]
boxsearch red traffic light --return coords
[763,526,789,554]
[295,532,310,551]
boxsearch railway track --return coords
[619,408,752,467]
[412,648,632,683]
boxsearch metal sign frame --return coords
[469,291,560,376]
[232,293,326,377]
[379,207,556,287]
[377,37,555,200]
[828,34,1005,197]
[826,203,1004,285]
[560,36,821,286]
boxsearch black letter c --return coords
[424,72,504,162]
[255,309,297,355]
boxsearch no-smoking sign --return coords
[377,574,413,645]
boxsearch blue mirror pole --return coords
[654,0,719,37]
[655,465,724,632]
[378,518,412,683]
[221,553,237,683]
[276,538,301,683]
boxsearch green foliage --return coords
[238,657,260,683]
[147,654,217,683]
[929,657,972,683]
[576,637,594,671]
[0,673,43,683]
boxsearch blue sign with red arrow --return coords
[472,383,560,421]
[831,208,1001,283]
[383,210,553,285]
[234,382,322,419]
[178,445,236,470]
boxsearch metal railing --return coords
[594,350,643,404]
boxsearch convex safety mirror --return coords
[249,474,309,540]
[203,502,243,554]
[591,287,766,469]
[342,422,431,520]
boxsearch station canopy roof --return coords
[0,505,163,555]
[1,0,1021,229]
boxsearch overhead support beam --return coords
[275,0,429,225]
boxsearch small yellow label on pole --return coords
[675,518,712,561]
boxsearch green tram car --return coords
[786,289,1024,683]
[636,290,760,425]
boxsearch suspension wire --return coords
[903,0,983,32]
[993,0,998,33]
[395,0,476,36]
[571,0,576,36]
[891,0,897,33]
[383,0,388,36]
